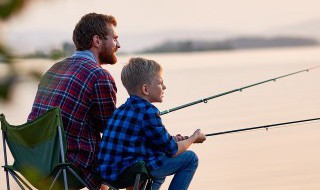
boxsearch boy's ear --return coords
[141,84,149,95]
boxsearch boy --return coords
[98,57,206,190]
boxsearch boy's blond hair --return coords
[121,57,162,95]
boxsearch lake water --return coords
[1,46,320,189]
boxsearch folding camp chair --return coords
[1,107,89,190]
[105,160,152,190]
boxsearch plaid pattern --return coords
[98,95,178,182]
[28,55,117,189]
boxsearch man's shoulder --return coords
[63,57,112,79]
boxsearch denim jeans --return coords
[149,150,199,190]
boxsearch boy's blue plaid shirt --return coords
[98,95,178,182]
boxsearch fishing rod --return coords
[160,66,320,115]
[205,117,320,137]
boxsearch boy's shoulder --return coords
[120,96,160,115]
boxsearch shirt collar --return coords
[128,95,151,106]
[72,50,98,64]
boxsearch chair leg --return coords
[10,170,33,190]
[139,180,147,190]
[133,174,141,190]
[57,126,69,190]
[3,132,32,190]
[5,170,10,190]
[62,168,68,190]
[7,170,26,190]
[67,166,89,188]
[3,131,10,190]
[49,170,62,190]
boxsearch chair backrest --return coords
[1,107,66,189]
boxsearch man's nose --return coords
[116,41,121,49]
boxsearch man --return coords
[28,13,120,190]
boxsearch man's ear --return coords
[141,84,149,95]
[92,35,101,48]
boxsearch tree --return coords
[0,0,38,100]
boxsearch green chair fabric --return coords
[106,161,152,190]
[1,107,89,190]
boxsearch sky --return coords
[1,0,320,53]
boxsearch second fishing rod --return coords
[205,117,320,137]
[160,66,320,115]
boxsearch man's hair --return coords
[121,57,162,95]
[73,13,117,51]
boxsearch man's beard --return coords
[99,51,117,65]
[99,44,118,65]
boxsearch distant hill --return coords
[140,36,319,53]
[225,36,318,49]
[4,17,320,55]
[267,18,320,40]
[128,18,320,53]
[121,28,236,53]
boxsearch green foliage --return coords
[0,75,15,100]
[0,0,26,20]
[0,43,12,64]
[21,42,75,60]
[0,0,28,100]
[0,32,16,101]
[29,70,43,81]
[49,49,64,60]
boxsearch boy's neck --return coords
[130,93,151,103]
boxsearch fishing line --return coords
[160,66,320,115]
[205,117,320,137]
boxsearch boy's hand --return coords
[192,129,206,143]
[173,134,189,141]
